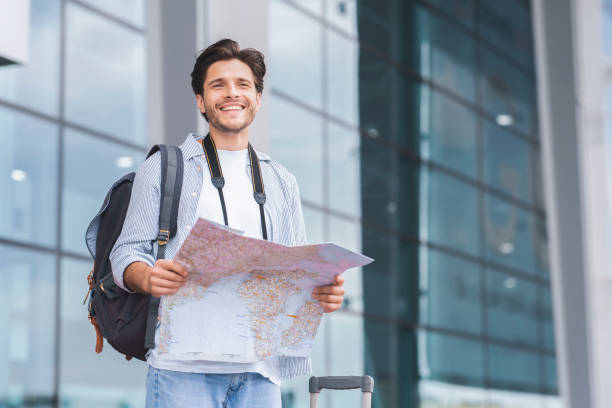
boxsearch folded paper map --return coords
[156,218,373,362]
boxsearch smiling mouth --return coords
[219,105,245,112]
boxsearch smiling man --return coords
[109,39,346,407]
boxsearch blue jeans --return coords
[145,366,282,408]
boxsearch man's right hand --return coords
[124,259,188,296]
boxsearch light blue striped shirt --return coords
[108,133,311,381]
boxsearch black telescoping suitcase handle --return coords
[309,376,374,408]
[309,376,374,393]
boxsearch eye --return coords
[240,82,250,88]
[212,83,223,88]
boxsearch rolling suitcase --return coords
[309,375,374,408]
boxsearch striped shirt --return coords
[108,133,311,381]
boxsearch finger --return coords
[319,301,342,313]
[150,276,183,289]
[151,268,188,283]
[155,260,189,277]
[335,275,344,286]
[313,286,345,296]
[314,294,343,304]
[151,286,180,297]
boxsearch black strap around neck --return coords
[202,134,268,240]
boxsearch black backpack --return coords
[84,144,183,361]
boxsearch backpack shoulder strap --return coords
[145,144,183,349]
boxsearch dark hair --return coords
[191,39,266,121]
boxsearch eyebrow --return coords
[207,77,253,86]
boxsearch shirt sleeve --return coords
[109,152,161,292]
[288,173,308,246]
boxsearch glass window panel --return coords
[291,0,323,16]
[478,0,534,67]
[484,194,537,275]
[326,29,359,125]
[422,0,474,29]
[487,345,540,393]
[62,129,144,255]
[328,313,365,407]
[78,0,145,27]
[65,3,146,145]
[422,88,477,179]
[414,6,476,103]
[487,388,545,408]
[419,248,482,335]
[419,379,486,408]
[326,0,358,35]
[426,169,480,256]
[270,0,322,108]
[544,356,558,394]
[328,122,361,217]
[329,217,363,312]
[0,107,58,247]
[0,0,60,116]
[483,120,533,202]
[418,331,484,386]
[479,45,536,137]
[486,269,538,347]
[302,206,325,244]
[362,229,419,321]
[59,257,146,406]
[269,96,324,205]
[0,245,55,405]
[542,287,555,352]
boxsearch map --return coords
[155,218,373,362]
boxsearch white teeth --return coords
[221,106,243,111]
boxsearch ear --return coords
[254,92,262,113]
[196,94,206,114]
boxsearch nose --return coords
[225,82,240,98]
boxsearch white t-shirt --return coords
[148,148,282,384]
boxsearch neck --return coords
[206,126,249,151]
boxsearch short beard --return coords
[205,100,256,134]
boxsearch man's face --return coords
[196,59,261,134]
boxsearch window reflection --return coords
[423,89,477,179]
[483,120,533,202]
[270,0,322,109]
[419,248,482,335]
[414,6,476,103]
[302,205,325,244]
[78,0,145,27]
[484,194,536,275]
[326,0,358,35]
[418,331,484,386]
[328,122,361,217]
[65,3,146,144]
[542,288,555,352]
[0,107,58,247]
[421,0,474,29]
[59,257,146,407]
[0,245,55,405]
[62,128,144,255]
[0,0,60,116]
[426,169,480,256]
[328,313,365,406]
[326,29,360,126]
[478,0,534,67]
[487,345,540,393]
[419,379,486,408]
[269,96,324,205]
[479,45,536,137]
[486,269,538,347]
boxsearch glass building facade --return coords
[0,0,561,407]
[269,0,558,407]
[0,0,148,406]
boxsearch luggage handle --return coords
[309,376,374,408]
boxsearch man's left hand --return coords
[312,275,345,313]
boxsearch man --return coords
[110,39,345,407]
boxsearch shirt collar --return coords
[181,133,271,161]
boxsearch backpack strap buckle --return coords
[157,229,170,246]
